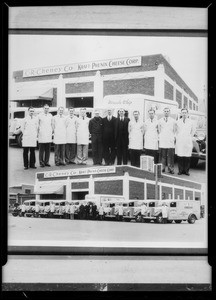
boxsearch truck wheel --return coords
[174,220,182,224]
[188,214,196,224]
[190,157,199,168]
[17,133,23,148]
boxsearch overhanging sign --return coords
[23,56,142,78]
[43,166,116,178]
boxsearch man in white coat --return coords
[76,108,90,165]
[21,107,38,170]
[144,109,159,164]
[38,104,53,167]
[65,107,77,164]
[128,111,144,167]
[52,106,67,166]
[158,107,176,174]
[175,108,195,176]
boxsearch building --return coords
[9,184,35,206]
[11,54,199,112]
[34,165,205,205]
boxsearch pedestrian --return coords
[92,202,97,220]
[175,108,195,176]
[76,108,90,165]
[128,111,144,167]
[38,104,53,167]
[65,107,77,165]
[141,203,147,223]
[144,108,159,164]
[64,202,70,219]
[115,108,130,165]
[78,203,85,220]
[21,107,38,170]
[35,202,40,218]
[50,201,55,218]
[158,107,176,174]
[161,203,169,223]
[89,109,103,165]
[118,204,124,221]
[98,205,104,220]
[69,203,75,220]
[52,107,67,166]
[102,108,116,165]
[21,202,26,217]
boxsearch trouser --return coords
[130,149,142,168]
[23,147,36,168]
[54,144,65,165]
[103,140,116,165]
[65,143,77,163]
[116,140,128,165]
[70,213,74,220]
[39,143,51,165]
[77,144,88,164]
[159,148,175,172]
[99,214,104,220]
[91,134,103,164]
[163,217,168,224]
[177,156,191,173]
[145,149,158,164]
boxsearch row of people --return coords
[21,105,195,175]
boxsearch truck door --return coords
[168,202,178,219]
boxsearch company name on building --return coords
[23,56,141,78]
[43,166,116,178]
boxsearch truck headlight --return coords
[197,133,205,141]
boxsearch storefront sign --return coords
[23,56,142,77]
[43,166,116,178]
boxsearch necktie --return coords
[165,118,167,122]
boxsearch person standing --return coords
[65,107,77,165]
[98,205,104,220]
[175,108,195,176]
[89,109,103,165]
[128,111,144,168]
[162,203,169,224]
[115,108,130,165]
[158,107,176,174]
[76,108,90,165]
[69,203,75,220]
[102,109,116,165]
[52,107,67,166]
[21,107,38,170]
[141,203,147,223]
[38,104,53,167]
[144,109,159,164]
[21,202,26,217]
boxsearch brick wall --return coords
[103,77,154,97]
[65,82,94,94]
[94,180,123,195]
[176,89,182,108]
[129,181,144,199]
[164,80,174,100]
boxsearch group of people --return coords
[21,104,195,176]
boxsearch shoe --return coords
[61,163,66,166]
[56,163,60,166]
[178,172,182,175]
[24,167,28,170]
[30,166,37,169]
[169,170,174,174]
[70,162,76,164]
[45,164,51,167]
[40,164,45,167]
[185,172,190,176]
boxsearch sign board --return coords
[23,56,142,78]
[140,155,154,172]
[43,166,116,178]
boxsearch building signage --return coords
[23,56,142,78]
[43,166,116,178]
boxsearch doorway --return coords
[66,97,93,108]
[72,191,89,200]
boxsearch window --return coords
[170,202,176,207]
[149,202,155,207]
[25,189,31,194]
[14,111,25,118]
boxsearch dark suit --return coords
[102,116,116,165]
[115,117,130,165]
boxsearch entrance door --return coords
[66,97,93,108]
[72,191,89,200]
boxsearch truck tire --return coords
[17,133,23,148]
[174,220,182,224]
[188,214,196,224]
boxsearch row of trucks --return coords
[11,194,204,224]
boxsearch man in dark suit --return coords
[115,108,130,165]
[102,109,116,165]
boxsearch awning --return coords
[10,87,53,102]
[34,181,64,195]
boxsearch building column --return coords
[34,178,40,201]
[89,175,94,195]
[94,71,103,108]
[154,63,165,100]
[57,74,65,107]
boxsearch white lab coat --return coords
[141,205,147,215]
[118,206,124,216]
[128,120,144,150]
[175,118,195,157]
[144,118,159,150]
[65,115,77,143]
[22,115,38,147]
[162,205,169,218]
[158,117,176,148]
[53,115,67,144]
[76,117,90,145]
[38,112,53,143]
